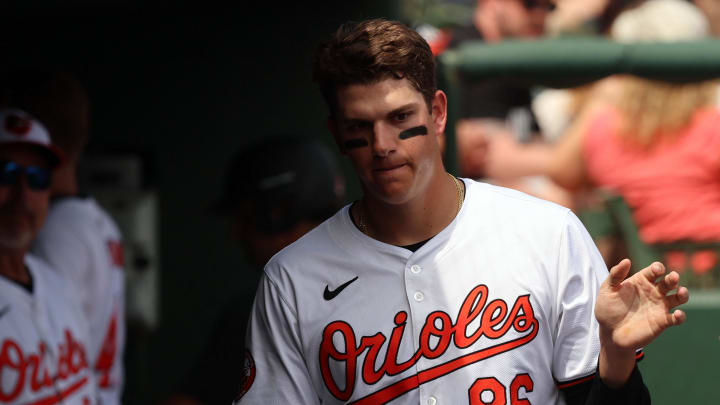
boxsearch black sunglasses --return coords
[0,160,51,190]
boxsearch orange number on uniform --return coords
[469,374,535,405]
[469,377,506,405]
[510,373,534,404]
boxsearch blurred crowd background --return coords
[1,0,718,404]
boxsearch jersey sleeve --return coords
[32,204,125,405]
[32,218,93,313]
[552,211,607,387]
[233,271,319,404]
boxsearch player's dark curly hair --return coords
[313,19,436,115]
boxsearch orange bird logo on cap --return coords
[5,114,32,137]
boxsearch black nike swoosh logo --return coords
[0,305,9,320]
[323,276,358,301]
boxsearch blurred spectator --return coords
[434,0,579,207]
[160,136,345,405]
[0,108,99,403]
[485,0,720,264]
[548,0,720,240]
[544,0,638,36]
[0,70,127,404]
[575,0,719,234]
[566,0,720,274]
[471,0,548,42]
[446,0,550,123]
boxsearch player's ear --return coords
[430,90,448,137]
[327,116,346,154]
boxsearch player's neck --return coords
[358,169,463,246]
[0,251,30,285]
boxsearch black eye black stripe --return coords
[398,125,427,139]
[344,139,369,149]
[343,125,427,149]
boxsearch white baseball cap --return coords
[0,108,64,167]
[611,0,710,43]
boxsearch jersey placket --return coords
[404,253,442,405]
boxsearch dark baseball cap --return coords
[213,136,345,233]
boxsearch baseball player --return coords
[0,109,98,404]
[234,19,689,405]
[1,70,126,404]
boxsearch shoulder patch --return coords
[235,349,256,401]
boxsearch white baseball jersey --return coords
[235,179,609,405]
[0,254,97,404]
[33,196,125,405]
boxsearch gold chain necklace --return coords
[357,172,464,235]
[449,172,463,213]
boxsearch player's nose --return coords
[371,122,397,157]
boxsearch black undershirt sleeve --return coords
[562,365,650,405]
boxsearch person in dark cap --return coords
[215,136,345,267]
[160,136,345,405]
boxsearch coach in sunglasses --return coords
[0,109,102,405]
[0,108,100,403]
[0,109,62,256]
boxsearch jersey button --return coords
[414,291,424,302]
[410,265,422,274]
[428,396,437,405]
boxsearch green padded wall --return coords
[641,295,720,404]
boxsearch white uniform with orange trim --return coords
[33,196,125,405]
[0,255,97,404]
[234,180,611,404]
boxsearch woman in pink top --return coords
[548,0,720,243]
[545,0,720,278]
[544,75,720,280]
[482,1,720,276]
[582,101,720,244]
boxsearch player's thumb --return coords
[608,258,631,288]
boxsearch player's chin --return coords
[366,183,414,205]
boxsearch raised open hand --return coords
[595,259,690,350]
